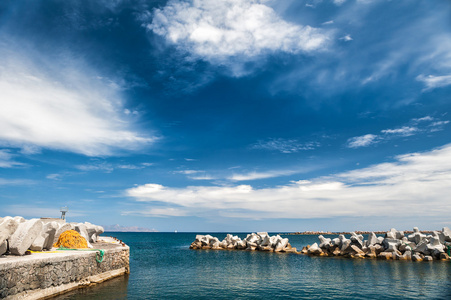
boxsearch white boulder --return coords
[9,219,43,255]
[53,223,72,244]
[0,216,19,245]
[0,240,7,255]
[366,232,378,247]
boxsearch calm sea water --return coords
[53,232,451,299]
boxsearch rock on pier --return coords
[0,216,130,299]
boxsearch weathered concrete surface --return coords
[9,219,44,256]
[0,217,19,245]
[0,239,130,299]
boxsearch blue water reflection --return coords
[53,233,451,299]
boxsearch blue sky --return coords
[1,0,450,232]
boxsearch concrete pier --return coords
[0,237,129,299]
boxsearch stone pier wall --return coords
[0,245,129,299]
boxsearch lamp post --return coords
[60,206,68,220]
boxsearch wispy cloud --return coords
[76,161,153,173]
[174,170,200,175]
[46,174,62,181]
[0,149,25,168]
[228,169,299,181]
[251,138,320,153]
[126,143,451,219]
[145,0,330,76]
[346,116,448,148]
[412,116,434,123]
[417,74,451,91]
[380,126,418,136]
[339,34,353,41]
[347,134,378,148]
[0,47,155,157]
[174,170,215,180]
[0,178,35,186]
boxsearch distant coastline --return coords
[103,224,158,232]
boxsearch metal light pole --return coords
[60,206,68,220]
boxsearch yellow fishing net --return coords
[54,230,88,249]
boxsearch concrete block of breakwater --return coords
[275,238,289,252]
[377,252,393,260]
[89,225,104,243]
[260,235,271,246]
[423,255,434,261]
[0,240,7,255]
[43,221,58,249]
[30,221,58,251]
[366,232,378,247]
[0,216,19,245]
[84,222,98,243]
[30,235,46,251]
[318,235,331,249]
[14,216,26,223]
[331,237,341,247]
[442,227,451,242]
[439,253,449,260]
[53,223,72,244]
[9,218,43,255]
[307,243,323,255]
[74,223,93,248]
[412,254,423,261]
[383,239,400,252]
[341,238,352,252]
[350,233,363,248]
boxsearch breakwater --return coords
[0,216,130,299]
[190,233,298,253]
[191,227,451,262]
[304,227,451,261]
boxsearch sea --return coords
[53,232,451,299]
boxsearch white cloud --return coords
[174,170,215,180]
[76,161,152,172]
[0,149,24,168]
[417,74,451,91]
[174,170,200,175]
[189,174,215,180]
[347,134,378,148]
[46,174,62,180]
[252,138,320,153]
[76,163,115,173]
[126,144,451,219]
[228,169,298,181]
[0,178,35,186]
[412,116,434,123]
[117,164,146,170]
[0,49,155,156]
[146,0,329,75]
[430,121,450,127]
[347,117,448,148]
[381,126,418,137]
[339,34,353,41]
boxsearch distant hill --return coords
[103,224,158,232]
